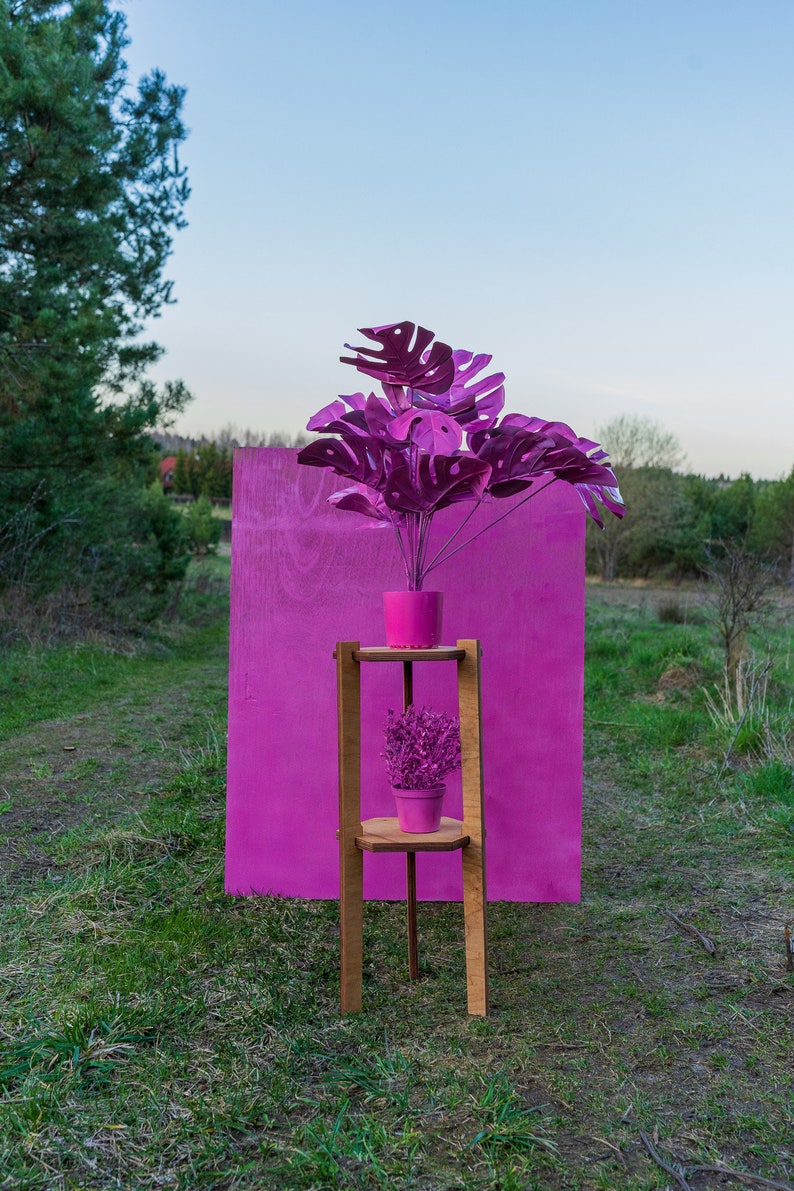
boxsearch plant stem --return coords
[416,512,433,589]
[388,512,410,588]
[421,501,481,578]
[424,478,557,577]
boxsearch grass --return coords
[0,557,230,886]
[0,575,792,1189]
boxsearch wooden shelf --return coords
[336,646,466,663]
[356,817,470,853]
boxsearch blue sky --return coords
[122,0,793,479]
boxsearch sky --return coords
[121,0,793,480]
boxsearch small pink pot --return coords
[393,784,445,833]
[383,590,443,649]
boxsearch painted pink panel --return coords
[225,447,585,902]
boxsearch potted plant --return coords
[382,704,462,833]
[298,320,624,645]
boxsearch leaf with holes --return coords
[341,321,455,396]
[383,453,490,514]
[297,435,391,491]
[328,484,398,525]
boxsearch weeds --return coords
[324,1039,417,1110]
[703,655,774,776]
[0,1016,146,1090]
[759,714,794,768]
[704,655,773,727]
[469,1075,558,1157]
[703,654,794,785]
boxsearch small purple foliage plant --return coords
[298,320,625,590]
[383,704,462,791]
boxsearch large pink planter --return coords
[393,785,445,833]
[383,590,443,648]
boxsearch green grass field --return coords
[1,571,791,1189]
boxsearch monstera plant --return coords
[298,321,624,591]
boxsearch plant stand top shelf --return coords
[352,646,466,663]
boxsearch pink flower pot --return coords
[383,590,443,648]
[393,784,445,833]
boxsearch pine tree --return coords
[0,1,191,618]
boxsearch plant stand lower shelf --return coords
[356,817,470,852]
[335,639,488,1017]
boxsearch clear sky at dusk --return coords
[122,0,793,480]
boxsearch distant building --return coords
[160,456,176,494]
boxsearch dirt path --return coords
[0,634,228,886]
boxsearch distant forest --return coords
[584,466,794,582]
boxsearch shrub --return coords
[657,599,687,624]
[0,479,190,641]
[183,496,222,557]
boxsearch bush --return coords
[0,479,190,641]
[657,599,687,624]
[183,496,222,557]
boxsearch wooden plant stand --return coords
[335,639,488,1016]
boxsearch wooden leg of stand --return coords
[340,844,364,1013]
[337,641,363,1014]
[406,852,419,980]
[403,659,419,980]
[462,845,488,1014]
[458,639,489,1016]
[402,660,413,708]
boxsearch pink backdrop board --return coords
[225,447,585,902]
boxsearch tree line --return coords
[586,417,794,583]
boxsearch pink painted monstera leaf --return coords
[340,322,455,397]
